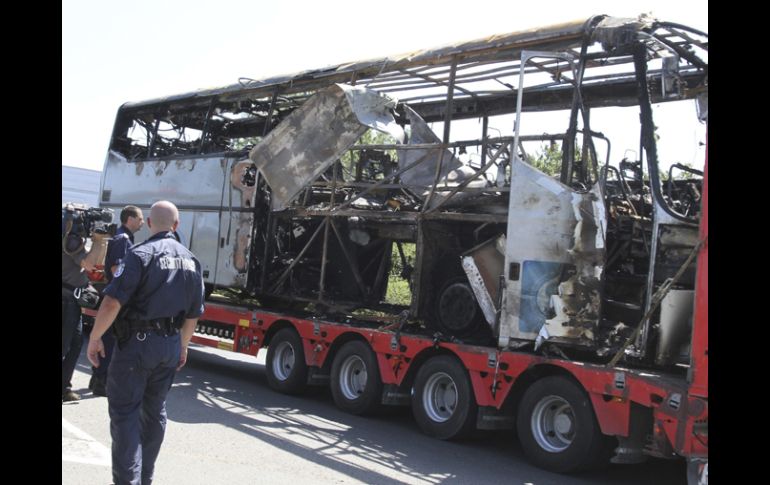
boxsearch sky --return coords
[62,0,708,172]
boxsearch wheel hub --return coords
[531,395,575,452]
[422,372,457,423]
[339,355,368,401]
[272,341,295,381]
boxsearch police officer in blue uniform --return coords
[87,201,204,485]
[89,205,144,397]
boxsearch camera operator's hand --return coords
[80,259,95,272]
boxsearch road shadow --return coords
[158,345,686,485]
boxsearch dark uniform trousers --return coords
[107,328,181,485]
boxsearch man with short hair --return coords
[89,205,144,397]
[87,200,204,485]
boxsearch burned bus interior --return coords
[104,14,707,368]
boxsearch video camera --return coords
[62,202,114,239]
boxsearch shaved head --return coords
[148,200,179,235]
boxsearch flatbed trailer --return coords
[180,297,707,476]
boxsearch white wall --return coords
[62,165,101,207]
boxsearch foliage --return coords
[529,142,563,176]
[390,242,415,276]
[385,278,412,305]
[385,242,415,305]
[230,137,261,151]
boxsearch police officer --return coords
[87,200,204,485]
[89,205,144,397]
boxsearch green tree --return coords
[530,142,563,176]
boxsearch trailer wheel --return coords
[412,355,477,440]
[330,341,382,415]
[516,375,610,473]
[434,277,485,338]
[266,328,308,395]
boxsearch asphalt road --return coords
[63,342,687,485]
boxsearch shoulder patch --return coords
[113,263,125,278]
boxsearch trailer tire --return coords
[434,276,486,338]
[412,355,477,440]
[330,341,383,415]
[266,328,308,395]
[516,375,609,473]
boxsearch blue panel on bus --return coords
[519,260,570,333]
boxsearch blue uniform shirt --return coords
[104,231,205,321]
[105,225,135,281]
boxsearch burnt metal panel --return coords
[249,84,403,210]
[100,151,250,288]
[213,159,259,288]
[462,235,506,325]
[398,107,493,209]
[499,160,606,347]
[101,151,226,207]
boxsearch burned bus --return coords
[100,14,707,369]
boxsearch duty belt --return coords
[125,318,179,336]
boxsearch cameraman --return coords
[62,223,95,402]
